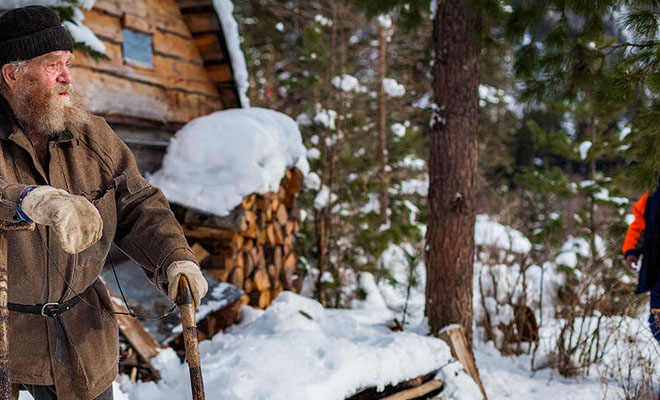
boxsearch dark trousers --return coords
[649,279,660,342]
[21,383,113,400]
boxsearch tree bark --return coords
[378,21,389,216]
[425,0,480,347]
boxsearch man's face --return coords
[23,50,74,99]
[8,50,88,136]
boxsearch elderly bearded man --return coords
[0,6,208,400]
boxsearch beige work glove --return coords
[167,260,208,307]
[21,186,103,254]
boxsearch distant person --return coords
[623,183,660,342]
[0,6,208,400]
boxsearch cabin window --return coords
[122,29,153,68]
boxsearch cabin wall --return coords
[74,0,225,125]
[70,0,235,172]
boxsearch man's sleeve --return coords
[622,192,648,258]
[0,180,31,223]
[94,118,196,293]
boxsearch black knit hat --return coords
[0,6,73,67]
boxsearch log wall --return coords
[72,0,228,125]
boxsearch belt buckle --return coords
[41,302,60,317]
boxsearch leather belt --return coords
[7,283,95,362]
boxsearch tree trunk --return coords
[378,21,389,217]
[425,0,480,347]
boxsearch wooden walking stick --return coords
[0,221,34,400]
[176,275,205,400]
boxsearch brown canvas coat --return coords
[0,95,196,399]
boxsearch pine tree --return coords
[234,0,430,307]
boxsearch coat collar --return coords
[0,94,75,143]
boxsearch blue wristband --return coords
[16,186,37,223]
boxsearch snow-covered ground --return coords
[476,342,606,399]
[20,215,654,400]
[114,293,481,400]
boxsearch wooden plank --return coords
[253,267,271,292]
[110,294,161,374]
[183,226,235,241]
[182,12,221,34]
[182,207,247,232]
[154,29,203,62]
[380,380,443,400]
[73,41,219,97]
[81,8,123,43]
[284,252,296,271]
[93,0,123,17]
[191,242,211,265]
[193,33,226,63]
[124,13,157,34]
[73,67,222,124]
[217,87,241,109]
[144,0,193,38]
[439,325,488,400]
[229,266,244,288]
[347,371,439,400]
[177,0,214,10]
[152,55,219,95]
[94,0,191,37]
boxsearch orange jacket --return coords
[623,192,648,256]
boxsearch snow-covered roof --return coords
[148,107,309,217]
[212,0,250,107]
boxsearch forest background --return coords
[226,0,660,389]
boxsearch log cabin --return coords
[73,0,245,173]
[67,0,304,309]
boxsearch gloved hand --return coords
[21,186,103,254]
[167,260,208,307]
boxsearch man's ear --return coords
[1,64,18,91]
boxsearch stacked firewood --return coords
[171,167,304,309]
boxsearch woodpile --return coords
[347,371,443,400]
[173,167,305,309]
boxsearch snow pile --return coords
[118,292,468,400]
[578,140,592,160]
[577,180,628,206]
[383,78,405,97]
[331,74,366,93]
[314,185,337,210]
[313,108,338,130]
[314,14,332,27]
[392,177,429,196]
[371,243,426,321]
[377,14,392,29]
[555,236,603,268]
[413,92,433,109]
[148,108,309,217]
[391,122,407,137]
[478,85,515,107]
[474,214,532,253]
[398,155,425,170]
[212,0,250,107]
[475,342,609,399]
